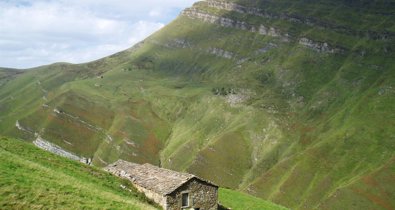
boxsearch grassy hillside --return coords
[0,137,157,209]
[0,137,286,210]
[0,68,21,87]
[0,0,394,209]
[219,188,289,210]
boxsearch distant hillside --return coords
[0,68,21,84]
[0,0,394,209]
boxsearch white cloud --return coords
[0,0,197,68]
[149,8,163,17]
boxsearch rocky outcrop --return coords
[182,8,250,29]
[298,38,342,53]
[257,25,282,37]
[16,120,89,165]
[225,93,250,107]
[203,0,317,27]
[182,8,342,53]
[151,39,192,49]
[207,48,234,59]
[16,120,27,132]
[181,8,288,41]
[33,135,91,164]
[150,39,238,60]
[16,117,94,164]
[15,120,34,134]
[171,39,191,48]
[203,0,393,41]
[203,0,323,28]
[217,88,254,107]
[206,0,273,19]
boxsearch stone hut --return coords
[105,160,218,210]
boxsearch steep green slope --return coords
[219,188,289,210]
[0,0,394,209]
[0,137,157,209]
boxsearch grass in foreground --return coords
[219,188,289,210]
[0,137,157,210]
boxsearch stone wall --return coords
[166,178,218,210]
[104,161,218,210]
[134,184,167,208]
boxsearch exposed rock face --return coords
[181,8,342,53]
[225,94,248,107]
[150,39,239,60]
[16,119,92,164]
[203,0,393,41]
[298,37,341,53]
[182,8,251,30]
[258,25,282,37]
[207,0,257,15]
[15,120,29,132]
[204,0,320,28]
[172,39,191,48]
[152,39,192,49]
[33,136,90,164]
[207,48,234,59]
[181,8,286,39]
[182,0,391,54]
[224,89,254,107]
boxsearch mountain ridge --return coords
[0,0,394,209]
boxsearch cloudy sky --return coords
[0,0,197,69]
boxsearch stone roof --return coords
[105,160,217,195]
